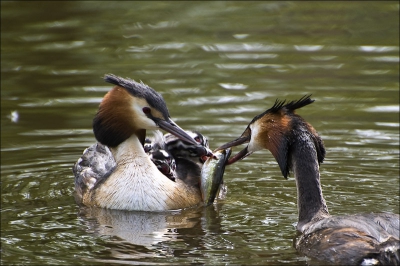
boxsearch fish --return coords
[200,148,232,206]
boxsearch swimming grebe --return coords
[216,95,399,265]
[73,74,214,211]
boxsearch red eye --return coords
[142,107,151,114]
[194,136,201,143]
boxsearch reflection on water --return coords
[79,207,202,248]
[1,1,399,265]
[80,203,275,265]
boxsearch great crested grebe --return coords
[216,95,400,265]
[73,74,214,211]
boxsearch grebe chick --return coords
[145,131,177,181]
[74,142,116,201]
[216,95,400,265]
[148,149,176,181]
[164,131,211,187]
[73,74,214,211]
[165,130,210,163]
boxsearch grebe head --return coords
[165,130,211,163]
[93,74,199,148]
[215,95,325,178]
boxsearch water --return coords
[1,1,399,265]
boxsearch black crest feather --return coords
[250,94,314,126]
[104,74,170,119]
[270,94,314,114]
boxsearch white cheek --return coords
[248,138,263,153]
[247,123,263,153]
[131,104,158,129]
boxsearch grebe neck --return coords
[290,131,330,232]
[110,132,149,166]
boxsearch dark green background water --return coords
[1,1,399,265]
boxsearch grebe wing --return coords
[73,143,116,202]
[303,213,399,242]
[297,213,400,265]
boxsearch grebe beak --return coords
[214,133,252,165]
[155,118,200,146]
[155,118,216,158]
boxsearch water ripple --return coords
[19,129,92,136]
[201,43,399,53]
[201,43,289,52]
[358,45,399,52]
[375,122,399,127]
[147,21,180,29]
[127,43,193,52]
[294,45,324,51]
[287,63,344,70]
[219,83,248,90]
[220,53,278,59]
[34,41,85,50]
[19,97,102,107]
[364,105,400,112]
[179,92,271,106]
[364,56,399,63]
[215,63,282,69]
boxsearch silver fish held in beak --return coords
[200,148,232,206]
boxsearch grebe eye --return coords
[142,107,151,115]
[194,136,201,143]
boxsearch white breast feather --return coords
[94,135,177,211]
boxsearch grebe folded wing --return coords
[297,213,400,265]
[302,212,400,241]
[73,143,116,203]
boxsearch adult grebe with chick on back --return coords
[73,74,230,211]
